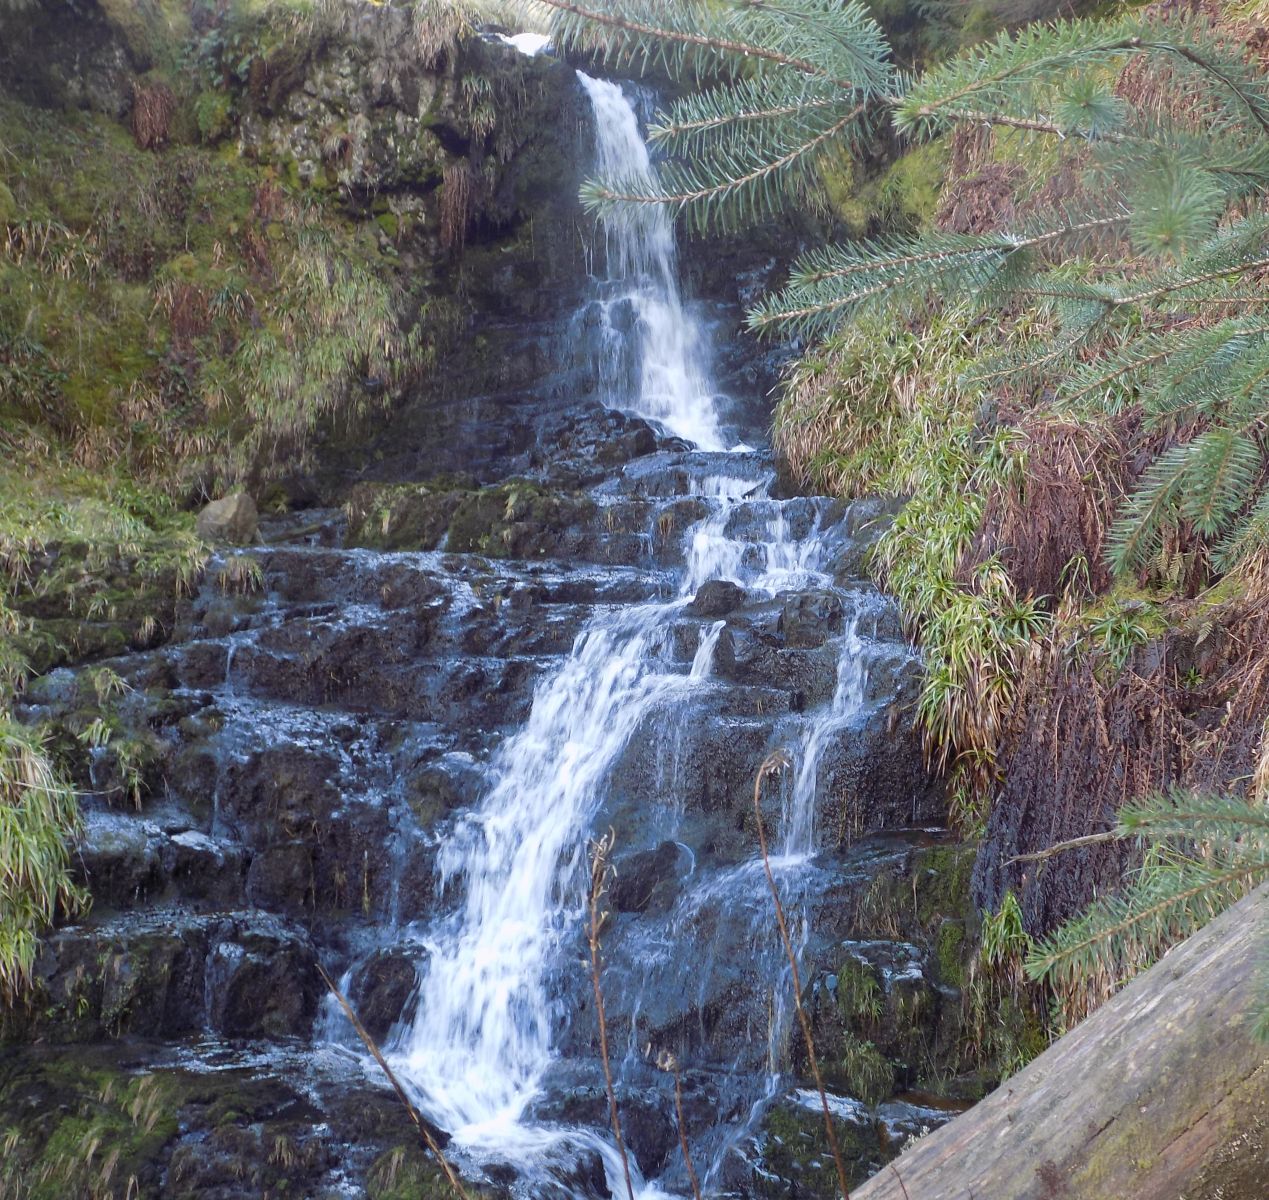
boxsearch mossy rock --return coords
[367,1145,458,1200]
[0,1054,181,1198]
[933,917,967,989]
[446,480,595,559]
[344,481,466,552]
[757,1097,882,1196]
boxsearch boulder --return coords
[688,579,746,617]
[609,841,685,914]
[782,589,845,648]
[348,946,424,1041]
[196,493,259,545]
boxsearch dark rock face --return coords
[688,578,747,617]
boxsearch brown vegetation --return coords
[129,80,176,151]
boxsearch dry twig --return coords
[316,963,473,1200]
[588,829,635,1200]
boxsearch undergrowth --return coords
[0,0,475,1000]
[770,0,1269,1043]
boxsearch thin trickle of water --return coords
[779,614,870,860]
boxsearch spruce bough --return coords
[518,0,1269,1023]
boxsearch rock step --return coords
[10,908,322,1044]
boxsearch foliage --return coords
[0,92,430,495]
[776,311,1045,812]
[0,715,87,1003]
[0,463,207,998]
[1026,789,1269,1028]
[0,1068,178,1200]
[537,0,1269,1047]
[531,1,1269,582]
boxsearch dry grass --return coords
[129,81,175,152]
[441,160,475,255]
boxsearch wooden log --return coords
[856,884,1269,1200]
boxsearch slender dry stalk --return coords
[588,829,635,1200]
[753,749,851,1200]
[1005,829,1120,865]
[316,963,473,1200]
[651,1048,702,1200]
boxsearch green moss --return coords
[824,1032,894,1104]
[96,0,192,70]
[1,1064,180,1200]
[194,89,234,143]
[914,843,977,928]
[835,956,883,1026]
[0,181,16,225]
[759,1100,878,1196]
[367,1146,458,1200]
[877,140,948,230]
[446,480,594,559]
[934,918,967,989]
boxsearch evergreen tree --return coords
[523,0,1269,575]
[517,0,1269,1019]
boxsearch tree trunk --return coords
[856,884,1268,1200]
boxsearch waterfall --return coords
[576,74,726,453]
[387,73,875,1197]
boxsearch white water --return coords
[577,74,726,453]
[386,76,874,1197]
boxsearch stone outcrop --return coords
[196,494,259,545]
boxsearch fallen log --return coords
[856,884,1268,1200]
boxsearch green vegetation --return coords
[1026,790,1269,1029]
[529,0,1269,1043]
[0,0,482,998]
[0,1060,179,1199]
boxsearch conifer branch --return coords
[1026,860,1267,979]
[652,96,837,144]
[1113,255,1269,308]
[584,103,865,212]
[527,0,857,85]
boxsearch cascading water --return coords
[384,73,884,1196]
[575,74,726,453]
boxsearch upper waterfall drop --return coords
[576,73,727,453]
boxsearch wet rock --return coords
[405,753,483,828]
[245,841,314,914]
[744,1090,884,1195]
[205,917,321,1038]
[349,946,424,1041]
[531,1085,676,1180]
[782,590,845,648]
[688,579,746,617]
[609,841,686,915]
[165,829,245,906]
[75,812,165,908]
[197,494,259,545]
